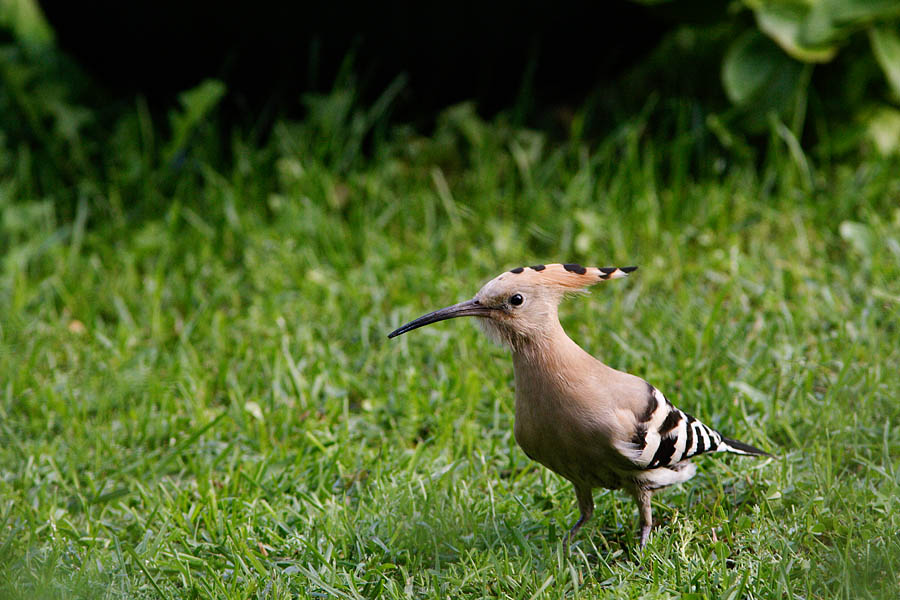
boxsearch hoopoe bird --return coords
[388,263,769,549]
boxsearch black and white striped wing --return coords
[618,383,766,470]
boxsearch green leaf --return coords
[869,25,900,99]
[165,78,226,162]
[723,30,783,104]
[821,0,900,23]
[863,105,900,154]
[177,78,226,123]
[722,29,809,133]
[755,2,838,62]
[0,0,55,44]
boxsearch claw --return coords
[639,524,651,549]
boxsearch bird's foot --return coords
[639,524,651,549]
[563,514,589,553]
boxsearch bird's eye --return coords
[509,293,524,306]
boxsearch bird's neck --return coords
[511,319,594,382]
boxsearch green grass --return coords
[2,76,900,599]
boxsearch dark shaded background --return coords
[38,0,686,117]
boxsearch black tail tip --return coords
[723,437,774,458]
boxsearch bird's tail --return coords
[718,437,772,458]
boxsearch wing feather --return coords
[614,383,767,471]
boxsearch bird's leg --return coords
[635,488,653,549]
[563,484,594,552]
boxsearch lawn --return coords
[1,77,900,598]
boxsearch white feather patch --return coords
[670,415,688,463]
[636,462,698,489]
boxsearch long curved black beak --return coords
[388,299,493,338]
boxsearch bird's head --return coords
[388,263,636,350]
